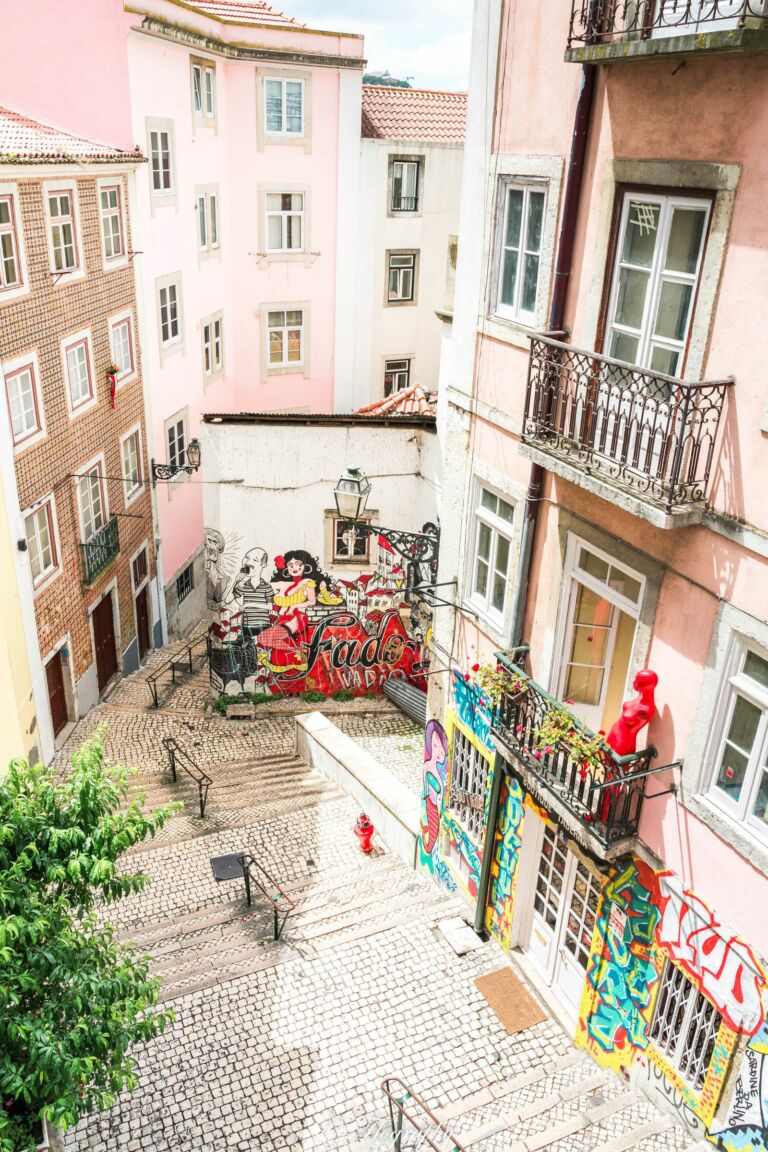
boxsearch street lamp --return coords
[332,466,439,588]
[151,437,202,487]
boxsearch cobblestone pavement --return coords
[57,653,701,1152]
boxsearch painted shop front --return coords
[419,669,768,1149]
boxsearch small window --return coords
[469,484,515,625]
[77,466,106,542]
[110,315,134,380]
[132,545,148,589]
[497,183,545,322]
[384,358,411,397]
[192,62,216,119]
[197,192,220,252]
[650,960,721,1092]
[202,317,223,377]
[0,195,22,290]
[167,416,187,472]
[267,309,303,367]
[176,563,194,603]
[204,67,216,117]
[392,160,419,212]
[48,190,79,273]
[265,77,304,135]
[707,643,768,838]
[449,727,489,841]
[266,193,304,252]
[334,519,369,562]
[5,361,42,446]
[121,429,143,503]
[387,252,416,303]
[192,64,203,114]
[64,336,94,411]
[25,501,57,586]
[159,282,180,346]
[99,184,124,262]
[150,130,173,193]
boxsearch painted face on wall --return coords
[286,557,307,579]
[240,548,268,585]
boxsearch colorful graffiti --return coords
[452,670,493,751]
[419,720,448,873]
[205,536,431,697]
[578,859,660,1072]
[486,775,524,949]
[655,871,767,1036]
[709,1021,768,1151]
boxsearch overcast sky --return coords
[284,0,472,91]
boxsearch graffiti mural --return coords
[452,670,493,751]
[419,720,448,874]
[708,1021,768,1151]
[206,536,431,697]
[486,775,524,949]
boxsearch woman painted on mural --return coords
[255,550,343,674]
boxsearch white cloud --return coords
[284,0,472,90]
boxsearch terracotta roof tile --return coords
[177,0,303,26]
[361,85,467,144]
[0,106,143,164]
[355,385,436,418]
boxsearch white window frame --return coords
[165,411,189,479]
[266,308,304,369]
[108,310,136,385]
[192,63,203,115]
[43,180,83,282]
[75,455,109,544]
[23,495,60,592]
[120,424,144,508]
[649,959,722,1093]
[4,350,45,451]
[604,191,712,377]
[495,181,547,325]
[158,278,182,351]
[196,189,220,256]
[0,185,28,300]
[202,313,224,380]
[97,179,126,268]
[704,636,768,845]
[384,358,411,397]
[264,76,305,137]
[61,329,96,418]
[265,191,304,253]
[467,481,516,629]
[146,120,176,202]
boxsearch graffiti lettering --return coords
[486,775,524,948]
[708,1021,768,1150]
[451,672,493,751]
[419,720,448,871]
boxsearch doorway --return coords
[92,592,118,693]
[45,649,69,738]
[523,819,602,1021]
[135,585,150,663]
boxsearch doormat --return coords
[475,967,547,1034]
[210,853,246,882]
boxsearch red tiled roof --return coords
[176,0,303,26]
[362,85,467,144]
[355,385,436,418]
[0,106,143,164]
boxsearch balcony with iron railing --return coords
[491,654,676,860]
[567,0,768,62]
[521,334,732,528]
[81,516,120,584]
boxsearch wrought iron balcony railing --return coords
[491,655,657,852]
[569,0,768,49]
[523,335,732,514]
[81,516,120,584]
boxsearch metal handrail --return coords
[381,1077,467,1152]
[162,736,212,818]
[569,0,767,47]
[238,854,295,941]
[148,632,210,708]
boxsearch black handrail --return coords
[148,632,210,708]
[238,854,295,941]
[162,736,212,818]
[381,1077,466,1152]
[569,0,767,47]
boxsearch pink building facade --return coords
[2,0,364,637]
[424,0,768,1143]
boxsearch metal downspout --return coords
[474,61,598,937]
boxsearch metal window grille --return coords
[448,728,488,840]
[176,564,194,603]
[650,960,722,1092]
[132,547,148,588]
[562,860,601,970]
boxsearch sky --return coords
[283,0,472,91]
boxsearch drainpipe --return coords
[474,61,598,937]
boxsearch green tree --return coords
[0,730,176,1151]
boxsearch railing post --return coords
[665,385,693,512]
[242,860,252,907]
[168,743,177,783]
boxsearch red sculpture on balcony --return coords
[606,669,658,756]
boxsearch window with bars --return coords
[100,185,124,261]
[469,484,515,626]
[0,195,22,290]
[132,545,148,589]
[176,563,194,603]
[264,77,304,135]
[333,519,369,562]
[391,160,420,212]
[266,192,304,252]
[563,861,601,970]
[650,961,722,1092]
[48,191,78,273]
[448,728,489,841]
[5,361,42,445]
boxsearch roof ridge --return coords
[362,84,468,97]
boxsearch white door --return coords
[560,578,620,731]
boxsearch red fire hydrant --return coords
[354,813,375,854]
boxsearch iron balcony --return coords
[567,0,768,62]
[521,334,732,528]
[490,655,673,861]
[81,516,120,584]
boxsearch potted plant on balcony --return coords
[466,661,528,707]
[534,698,610,780]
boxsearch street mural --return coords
[486,774,524,949]
[205,532,431,697]
[708,1020,768,1151]
[419,720,448,873]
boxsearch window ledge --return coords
[684,791,768,876]
[479,314,538,351]
[463,599,507,647]
[566,25,768,64]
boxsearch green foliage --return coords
[0,729,177,1150]
[331,689,355,702]
[213,692,272,715]
[300,690,327,704]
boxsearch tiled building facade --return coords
[0,110,158,752]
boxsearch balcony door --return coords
[555,538,644,733]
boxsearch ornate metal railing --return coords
[569,0,767,47]
[524,335,732,513]
[81,516,120,584]
[491,655,656,849]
